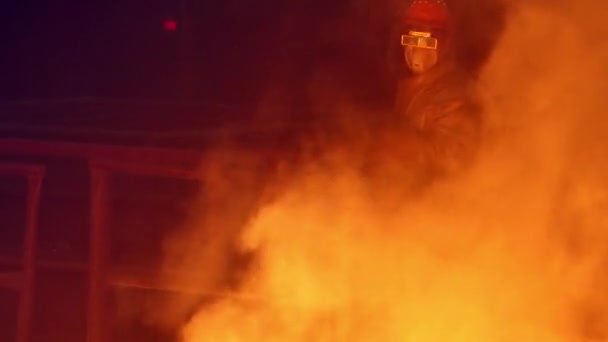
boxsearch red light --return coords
[163,19,177,31]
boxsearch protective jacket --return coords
[394,60,483,179]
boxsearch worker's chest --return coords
[404,81,468,131]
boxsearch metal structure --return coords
[0,137,205,342]
[87,161,203,342]
[0,162,44,342]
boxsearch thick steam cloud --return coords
[174,0,608,341]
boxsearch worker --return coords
[387,0,484,183]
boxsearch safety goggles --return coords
[400,31,438,49]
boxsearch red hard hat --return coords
[402,0,450,30]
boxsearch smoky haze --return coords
[145,0,608,340]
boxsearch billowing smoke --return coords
[155,0,608,340]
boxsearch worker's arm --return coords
[417,95,482,174]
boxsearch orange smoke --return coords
[175,0,608,341]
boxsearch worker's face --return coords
[404,46,438,74]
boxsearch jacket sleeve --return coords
[416,92,483,174]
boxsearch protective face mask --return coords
[405,46,439,74]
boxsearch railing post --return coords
[16,166,44,342]
[87,166,110,342]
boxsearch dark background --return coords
[0,0,505,138]
[0,0,401,137]
[0,0,390,102]
[0,0,270,101]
